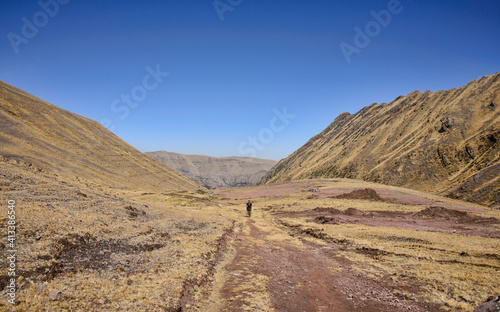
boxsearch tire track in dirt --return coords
[218,213,441,312]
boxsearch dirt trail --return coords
[216,212,441,312]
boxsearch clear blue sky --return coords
[1,0,499,160]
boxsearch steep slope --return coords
[0,81,200,192]
[146,151,277,189]
[261,73,500,207]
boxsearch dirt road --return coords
[214,210,442,312]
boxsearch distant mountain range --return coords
[0,81,199,193]
[146,151,277,189]
[261,73,500,208]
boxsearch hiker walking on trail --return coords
[246,200,252,217]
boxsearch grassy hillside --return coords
[0,81,200,193]
[261,73,500,207]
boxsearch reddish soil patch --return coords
[415,206,468,218]
[369,188,441,206]
[317,187,488,213]
[278,206,500,239]
[220,220,441,312]
[215,181,497,311]
[312,207,342,214]
[331,188,385,201]
[213,181,317,199]
[215,181,491,215]
[343,207,366,216]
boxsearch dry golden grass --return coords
[0,80,200,194]
[275,203,500,311]
[210,180,499,310]
[1,161,498,312]
[2,199,235,311]
[0,159,234,311]
[261,73,500,207]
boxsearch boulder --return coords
[474,295,500,312]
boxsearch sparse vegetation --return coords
[0,159,234,311]
[2,153,499,311]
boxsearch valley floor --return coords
[205,211,442,311]
[200,180,499,312]
[1,162,499,311]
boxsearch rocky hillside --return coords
[261,73,500,207]
[146,151,276,189]
[0,81,200,192]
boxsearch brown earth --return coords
[331,188,384,201]
[1,167,499,311]
[217,219,442,312]
[279,205,500,239]
[273,188,500,238]
[202,179,500,312]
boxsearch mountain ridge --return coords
[146,151,277,189]
[261,73,500,207]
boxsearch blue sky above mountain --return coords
[1,0,499,160]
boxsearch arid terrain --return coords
[1,166,499,311]
[146,151,276,189]
[261,73,500,208]
[1,80,499,311]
